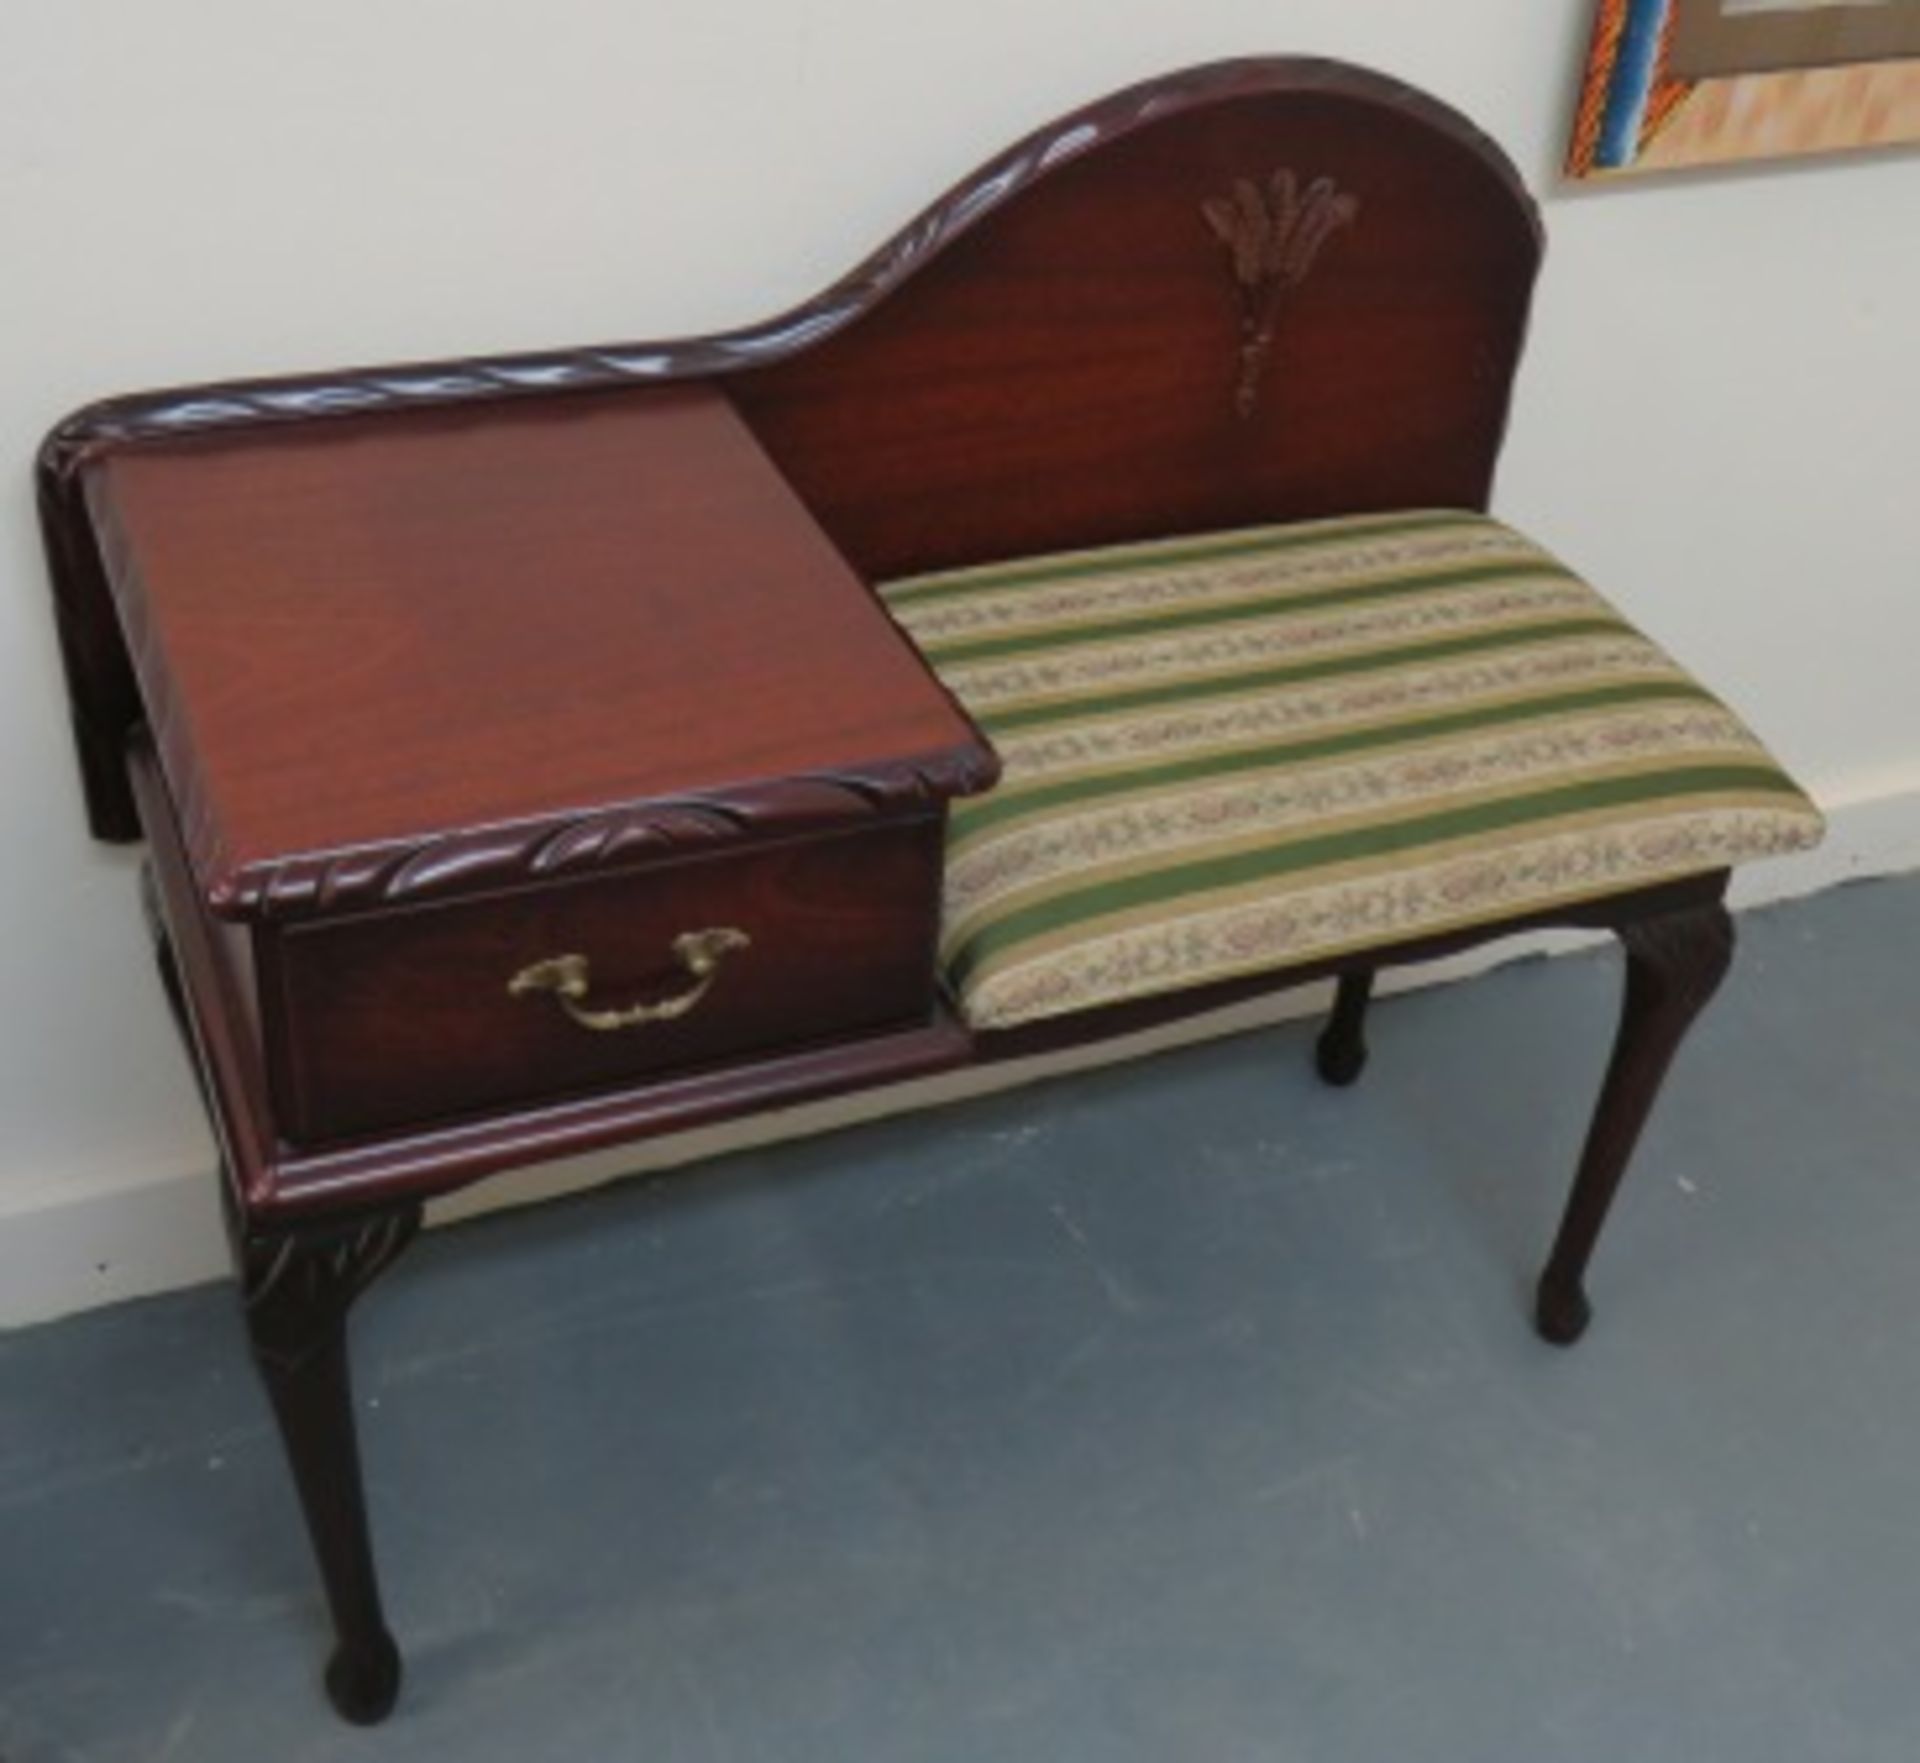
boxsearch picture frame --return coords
[1568,0,1920,176]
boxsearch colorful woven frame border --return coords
[1567,0,1920,178]
[1569,0,1696,177]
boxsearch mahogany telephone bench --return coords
[35,58,1822,1724]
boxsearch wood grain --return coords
[732,87,1540,582]
[268,819,945,1142]
[86,384,992,919]
[41,57,1537,849]
[132,741,976,1217]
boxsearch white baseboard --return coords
[0,1154,227,1332]
[5,776,1916,1333]
[1726,773,1920,909]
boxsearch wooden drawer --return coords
[261,819,945,1143]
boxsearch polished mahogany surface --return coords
[40,52,1559,1204]
[733,86,1541,582]
[130,744,974,1217]
[270,818,945,1143]
[84,384,990,918]
[42,59,1535,851]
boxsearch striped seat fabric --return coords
[880,510,1824,1032]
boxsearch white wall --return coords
[2,2,1914,1328]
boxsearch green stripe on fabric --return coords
[947,766,1798,991]
[974,617,1636,735]
[949,680,1720,842]
[914,559,1576,666]
[881,511,1487,607]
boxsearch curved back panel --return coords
[40,58,1540,844]
[731,60,1542,580]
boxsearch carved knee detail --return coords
[1619,902,1735,1027]
[243,1209,421,1371]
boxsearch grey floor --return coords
[2,877,1917,1763]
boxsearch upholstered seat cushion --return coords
[879,510,1824,1032]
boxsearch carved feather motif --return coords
[1203,169,1360,418]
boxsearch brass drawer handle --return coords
[507,928,751,1031]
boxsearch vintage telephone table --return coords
[35,58,1822,1723]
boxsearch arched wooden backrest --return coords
[731,58,1544,578]
[40,57,1541,843]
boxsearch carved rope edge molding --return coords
[36,59,1535,861]
[35,59,1528,480]
[1202,169,1360,419]
[190,748,1001,921]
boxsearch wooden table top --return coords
[84,384,992,917]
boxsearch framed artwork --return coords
[1568,0,1920,176]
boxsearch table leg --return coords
[144,863,422,1721]
[1536,898,1734,1346]
[240,1208,420,1724]
[1315,966,1376,1087]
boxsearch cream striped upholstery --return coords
[880,510,1823,1032]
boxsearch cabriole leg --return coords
[1536,900,1734,1346]
[144,860,420,1721]
[1315,966,1376,1087]
[241,1209,420,1724]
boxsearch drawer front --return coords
[266,820,944,1142]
